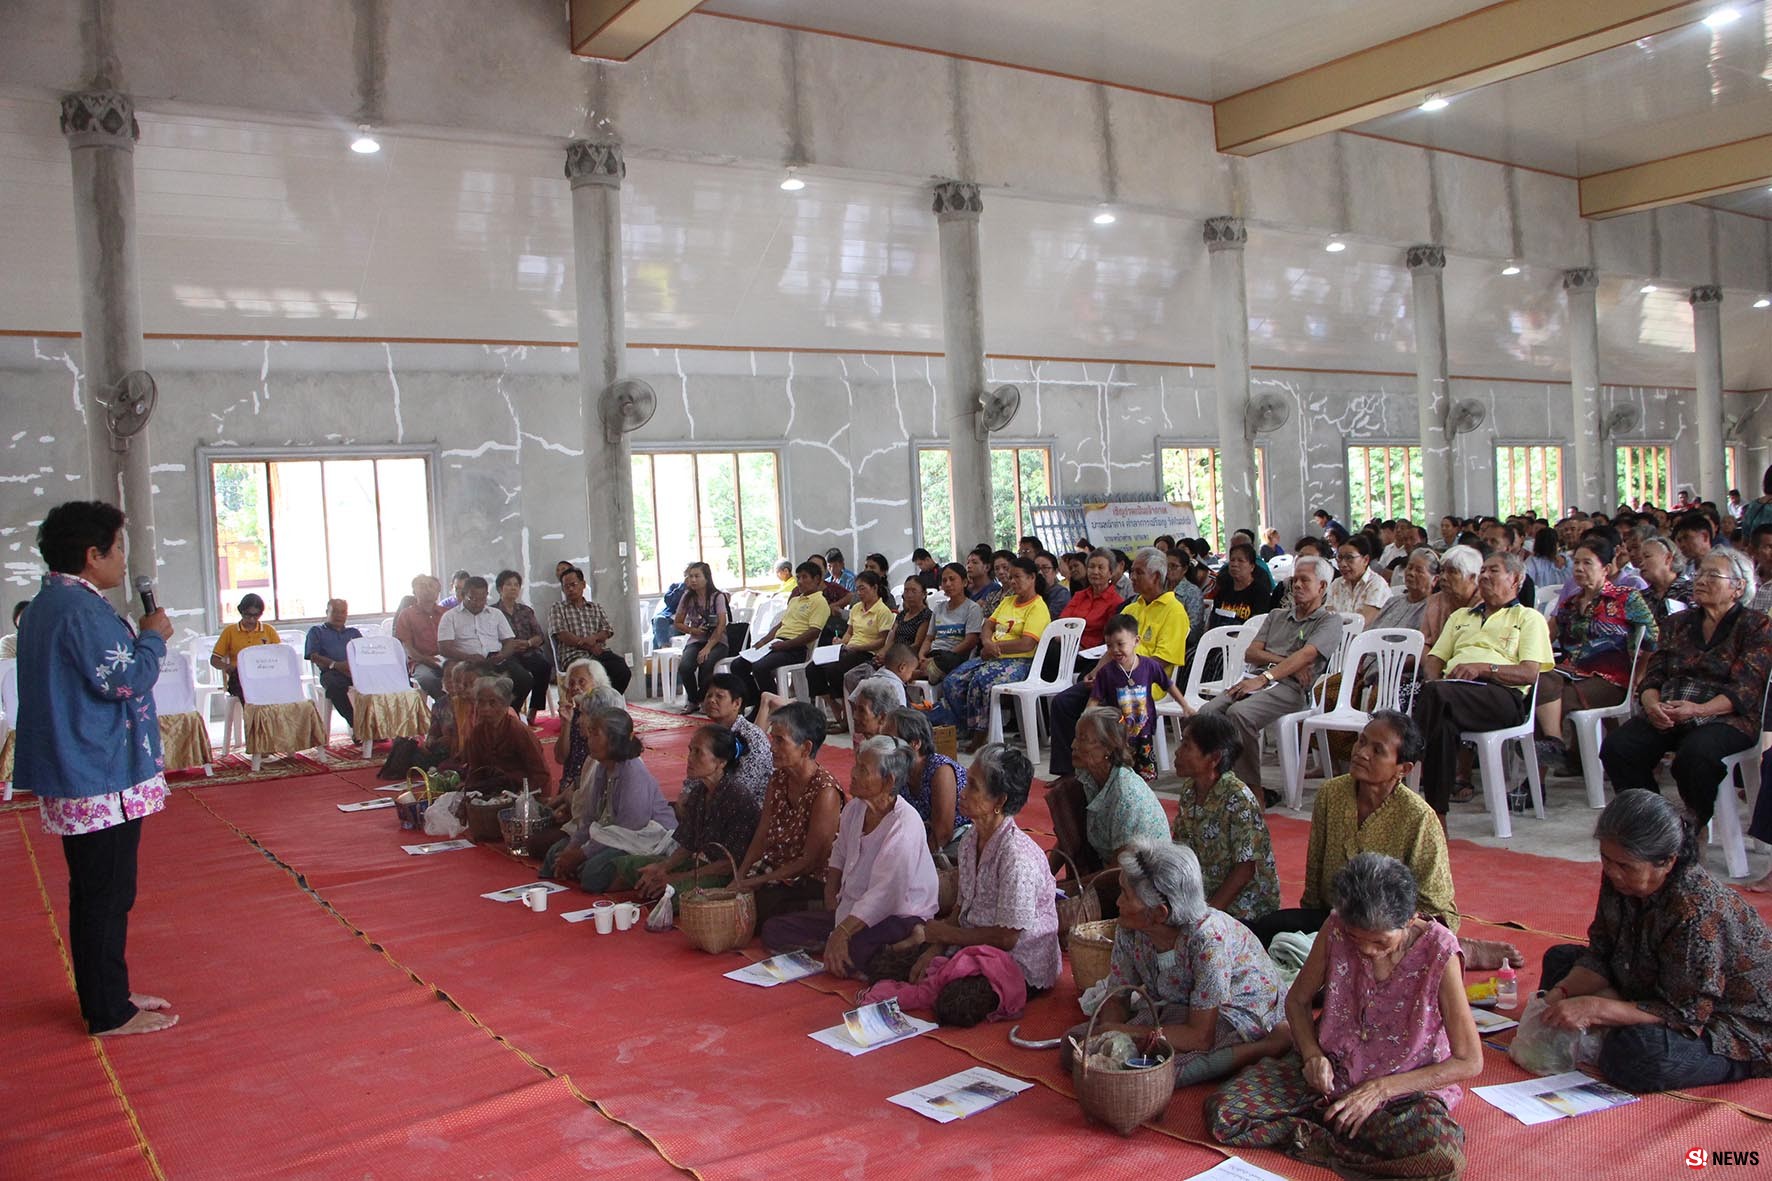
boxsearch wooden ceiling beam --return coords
[1213,0,1715,156]
[1580,134,1772,218]
[570,0,704,62]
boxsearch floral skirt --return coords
[934,657,1030,733]
[1206,1054,1465,1181]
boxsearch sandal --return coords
[1448,779,1477,805]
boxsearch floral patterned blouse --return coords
[41,775,168,837]
[1576,860,1772,1073]
[955,817,1060,989]
[1107,913,1284,1043]
[748,764,844,883]
[1078,764,1172,865]
[1639,604,1772,738]
[1169,772,1281,922]
[1552,581,1658,687]
[1316,914,1463,1106]
[496,600,545,644]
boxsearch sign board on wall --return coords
[1082,501,1200,550]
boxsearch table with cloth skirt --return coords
[349,688,431,746]
[244,701,328,757]
[156,711,213,773]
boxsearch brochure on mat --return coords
[725,951,825,986]
[401,839,475,856]
[887,1068,1034,1123]
[809,998,936,1056]
[1472,1070,1638,1125]
[482,881,571,903]
[337,798,397,812]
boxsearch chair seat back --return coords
[1328,613,1367,677]
[1183,623,1255,702]
[189,634,223,688]
[1534,585,1561,618]
[238,644,308,706]
[347,635,414,695]
[1017,617,1085,691]
[152,651,200,715]
[750,594,788,638]
[1267,555,1295,581]
[1330,628,1424,714]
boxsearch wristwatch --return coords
[1261,670,1276,684]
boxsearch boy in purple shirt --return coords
[1089,613,1178,777]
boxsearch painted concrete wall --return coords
[0,337,1726,650]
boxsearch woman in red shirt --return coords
[1059,551,1124,660]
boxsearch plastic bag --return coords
[645,884,676,933]
[1508,993,1603,1076]
[423,791,467,838]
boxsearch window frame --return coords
[1152,438,1270,549]
[1615,441,1676,509]
[1492,441,1565,520]
[628,441,792,596]
[909,436,1060,559]
[1343,441,1425,525]
[196,443,441,630]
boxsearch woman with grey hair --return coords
[1599,548,1770,826]
[1419,543,1482,649]
[1059,839,1290,1088]
[462,674,552,792]
[1536,791,1772,1090]
[544,706,677,891]
[1208,852,1481,1179]
[735,702,845,925]
[761,734,940,979]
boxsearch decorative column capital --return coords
[59,90,138,150]
[1688,285,1723,307]
[1562,267,1599,291]
[1202,216,1247,251]
[932,181,982,219]
[1405,244,1445,272]
[565,141,624,188]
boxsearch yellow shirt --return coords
[846,599,895,650]
[1428,602,1554,695]
[775,591,832,643]
[1301,774,1459,931]
[1121,590,1191,682]
[987,594,1050,658]
[213,621,281,664]
[776,577,798,595]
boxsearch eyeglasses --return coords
[1693,570,1738,584]
[1336,552,1361,562]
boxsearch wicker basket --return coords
[1052,850,1101,952]
[464,795,511,843]
[394,767,442,830]
[1072,984,1177,1135]
[1069,918,1117,992]
[932,724,959,759]
[677,844,756,954]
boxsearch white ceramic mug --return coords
[523,887,549,913]
[591,899,616,934]
[613,901,641,931]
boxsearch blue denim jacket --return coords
[13,573,165,799]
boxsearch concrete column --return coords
[1563,268,1605,513]
[61,89,156,591]
[1689,285,1725,503]
[1204,217,1257,538]
[1407,245,1453,527]
[933,182,994,553]
[566,140,641,690]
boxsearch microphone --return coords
[134,575,158,615]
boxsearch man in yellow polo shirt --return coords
[731,560,832,712]
[1046,547,1189,776]
[1413,550,1555,815]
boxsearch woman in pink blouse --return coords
[1208,853,1482,1179]
[759,735,939,979]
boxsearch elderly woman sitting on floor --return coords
[734,702,846,926]
[1537,790,1772,1091]
[1168,713,1281,926]
[876,744,1059,1001]
[1207,853,1482,1180]
[881,707,966,853]
[542,708,678,892]
[1060,840,1292,1088]
[1047,708,1172,914]
[462,675,553,791]
[761,735,940,979]
[632,725,764,901]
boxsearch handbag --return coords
[377,736,431,780]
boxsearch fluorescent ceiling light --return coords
[779,169,805,191]
[1324,239,1347,253]
[350,127,380,154]
[1418,94,1450,112]
[1501,262,1521,276]
[1755,297,1771,309]
[1703,7,1740,29]
[1092,207,1116,225]
[1640,283,1658,293]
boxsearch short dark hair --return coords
[769,701,828,755]
[1313,509,1331,521]
[1337,534,1374,560]
[940,561,966,582]
[824,547,846,565]
[450,569,471,582]
[462,575,489,593]
[560,566,585,583]
[1366,709,1425,764]
[1574,536,1616,567]
[911,547,933,562]
[1104,613,1140,641]
[855,570,884,594]
[237,593,266,616]
[10,599,28,627]
[496,568,522,589]
[794,560,821,579]
[1751,523,1772,546]
[706,672,748,701]
[1180,711,1242,778]
[1019,535,1041,550]
[693,724,743,777]
[1673,513,1712,540]
[36,500,125,575]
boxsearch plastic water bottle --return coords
[1496,962,1518,1009]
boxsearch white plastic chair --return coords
[152,651,214,776]
[1267,555,1295,582]
[0,659,15,800]
[1463,679,1545,839]
[1281,628,1425,809]
[1153,620,1262,775]
[986,617,1085,761]
[345,635,418,757]
[1568,626,1648,810]
[1534,585,1561,618]
[238,645,320,771]
[1330,613,1367,675]
[1711,734,1766,880]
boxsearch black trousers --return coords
[731,647,812,708]
[63,818,143,1033]
[317,668,355,727]
[1245,906,1332,949]
[488,656,535,710]
[1599,717,1755,826]
[587,651,632,694]
[678,640,728,705]
[1540,944,1752,1091]
[505,648,554,714]
[1412,679,1530,814]
[1749,747,1772,845]
[806,648,874,698]
[1045,682,1093,777]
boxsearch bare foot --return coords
[128,992,171,1011]
[94,1008,179,1037]
[1740,870,1772,894]
[1460,937,1524,971]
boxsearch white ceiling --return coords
[699,0,1496,101]
[1354,3,1772,175]
[1,96,1767,388]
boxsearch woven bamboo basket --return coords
[464,796,511,843]
[677,844,756,954]
[1068,918,1117,992]
[394,767,448,830]
[1051,850,1100,951]
[932,724,959,759]
[1072,984,1177,1135]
